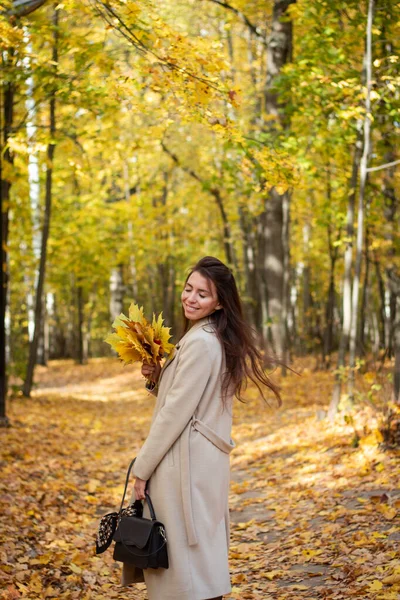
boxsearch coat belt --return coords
[180,417,235,546]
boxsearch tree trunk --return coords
[394,295,400,404]
[371,311,380,358]
[23,6,58,397]
[373,253,386,350]
[382,146,398,359]
[76,284,87,365]
[109,265,124,321]
[25,38,41,347]
[123,160,139,300]
[213,188,236,269]
[37,292,48,366]
[324,262,336,368]
[0,75,13,425]
[323,208,340,367]
[261,188,285,356]
[1,0,47,413]
[281,191,290,372]
[289,267,298,355]
[238,205,259,329]
[260,0,295,358]
[300,222,313,354]
[84,293,95,359]
[348,0,374,402]
[387,269,400,403]
[377,13,398,364]
[264,0,294,130]
[323,165,340,368]
[359,226,371,355]
[328,125,363,420]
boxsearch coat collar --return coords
[179,315,214,344]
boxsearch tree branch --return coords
[367,158,400,172]
[199,0,267,43]
[4,0,47,17]
[91,0,222,92]
[161,142,202,184]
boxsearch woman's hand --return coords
[141,361,161,383]
[134,477,147,500]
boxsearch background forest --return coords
[1,0,400,423]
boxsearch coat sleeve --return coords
[132,335,213,480]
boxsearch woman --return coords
[122,256,280,600]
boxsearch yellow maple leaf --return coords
[128,303,146,324]
[369,580,383,591]
[105,303,175,366]
[152,312,174,358]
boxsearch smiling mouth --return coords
[184,305,199,311]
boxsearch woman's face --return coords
[181,271,222,321]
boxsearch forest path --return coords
[1,358,399,600]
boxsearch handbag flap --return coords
[113,516,156,549]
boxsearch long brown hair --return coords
[182,256,281,406]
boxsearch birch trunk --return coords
[24,35,41,343]
[109,265,124,321]
[23,7,58,397]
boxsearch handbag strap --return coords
[118,458,157,521]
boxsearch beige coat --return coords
[122,316,235,600]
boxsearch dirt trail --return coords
[1,358,399,600]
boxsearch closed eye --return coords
[185,287,207,298]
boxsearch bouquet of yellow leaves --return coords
[105,303,175,368]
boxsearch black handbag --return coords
[97,458,169,569]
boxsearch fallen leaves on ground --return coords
[1,358,399,600]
